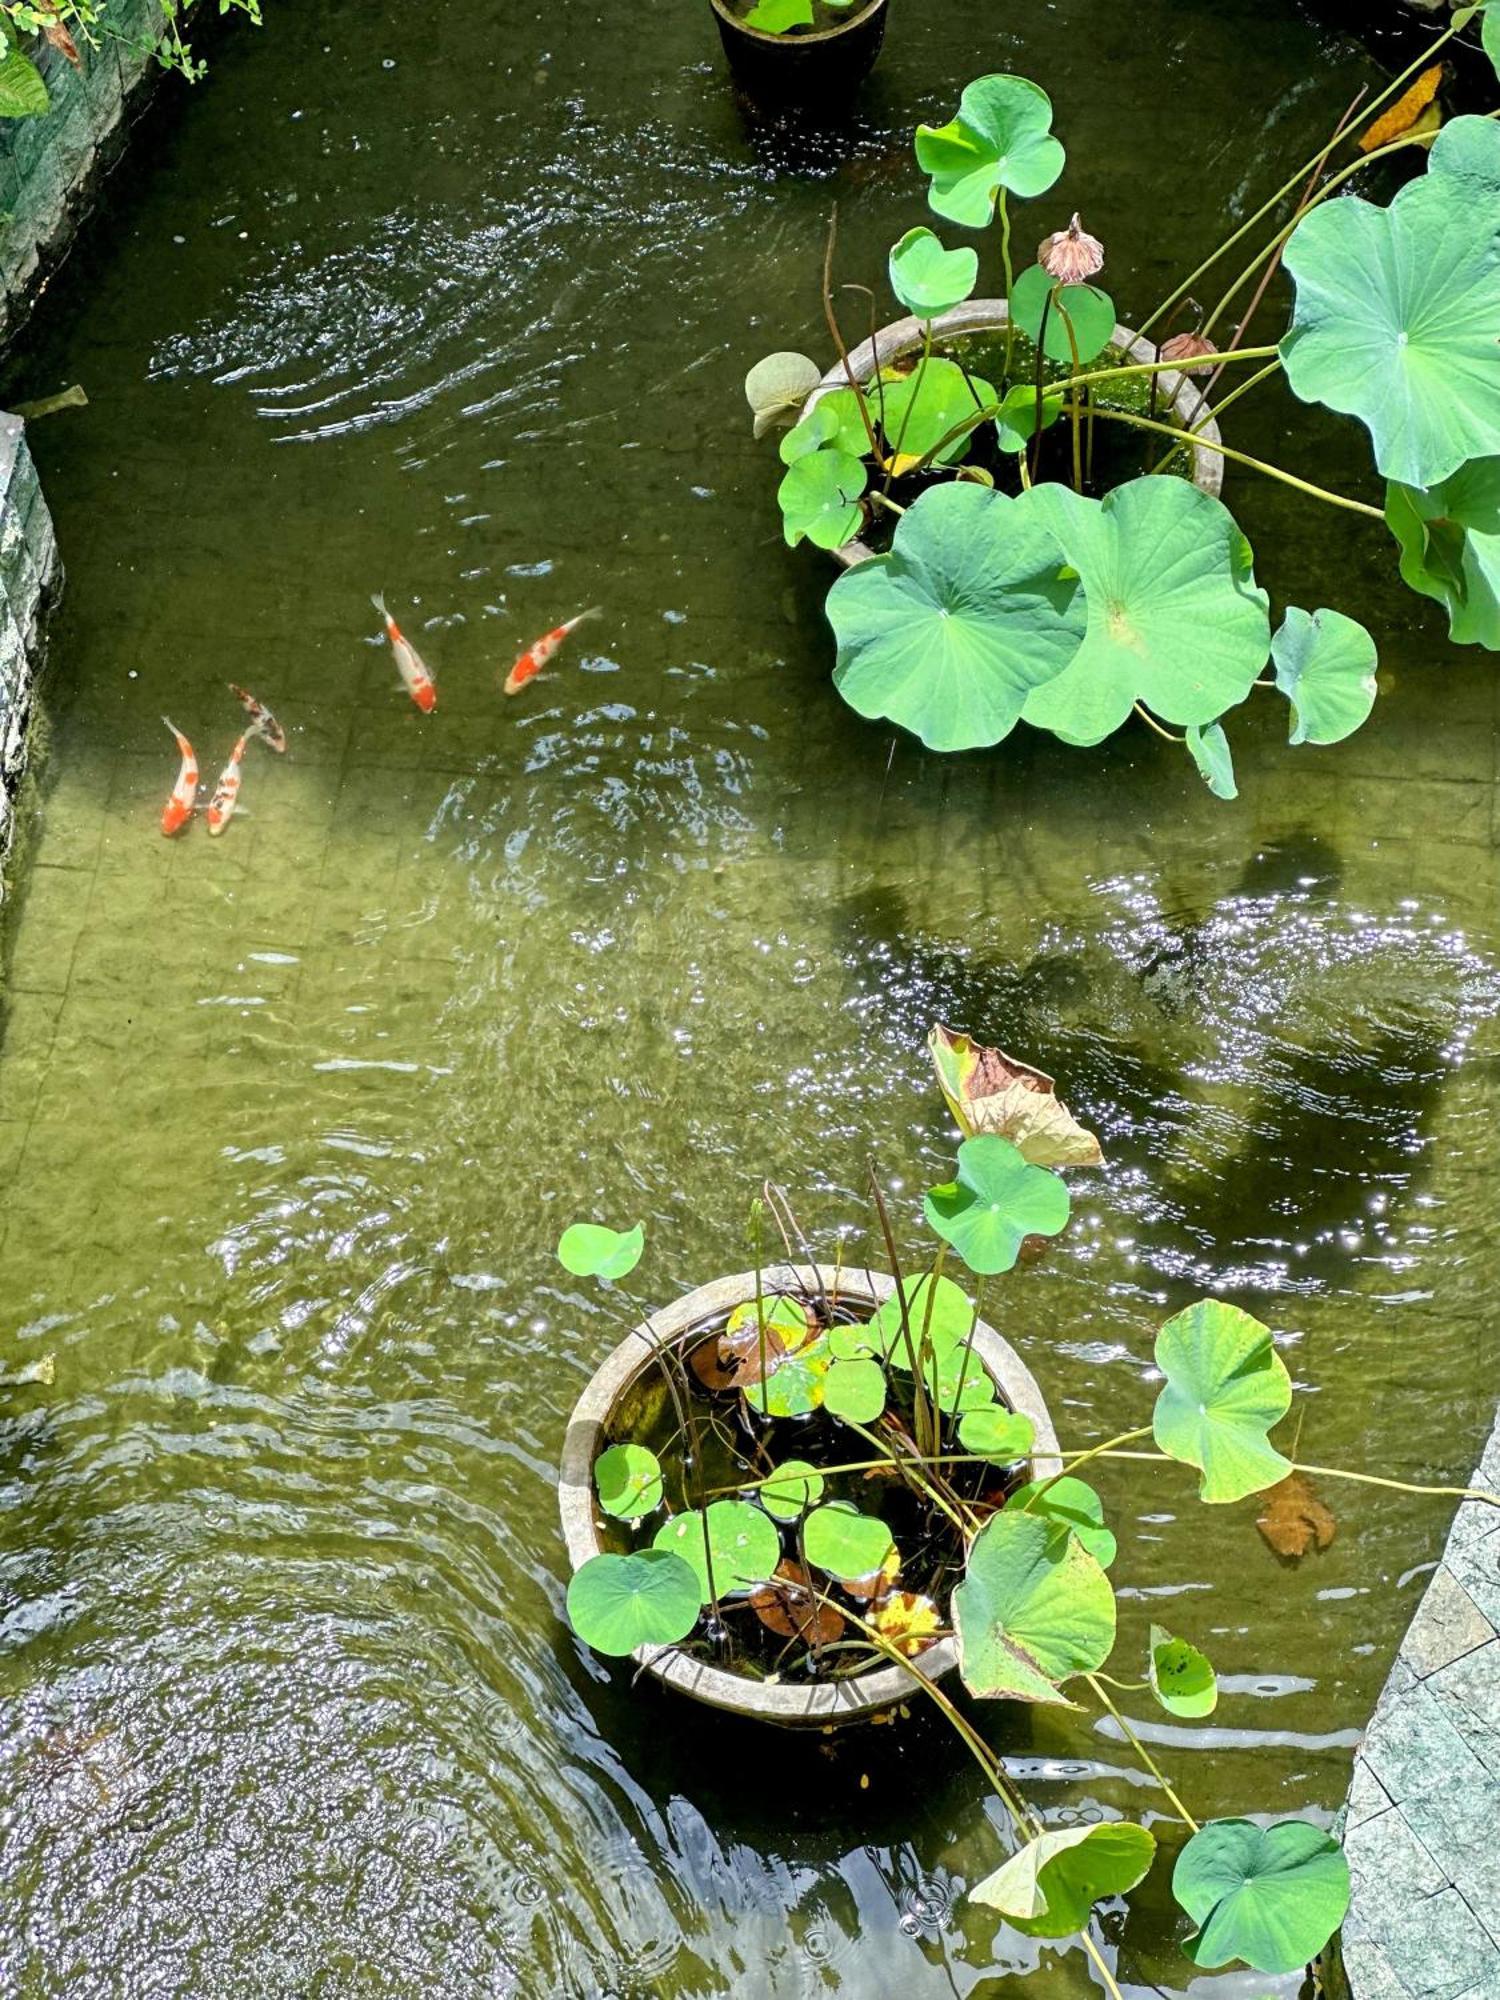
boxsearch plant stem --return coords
[1133,702,1185,745]
[1061,302,1084,494]
[1030,286,1055,484]
[885,321,933,497]
[1146,360,1281,476]
[867,490,906,516]
[1084,405,1386,519]
[1085,1674,1200,1833]
[1074,1449,1500,1508]
[1024,1426,1153,1510]
[868,1165,934,1457]
[998,190,1016,386]
[822,202,880,459]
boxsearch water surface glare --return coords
[2,2,1499,1995]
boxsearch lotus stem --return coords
[1082,406,1386,519]
[1030,286,1055,483]
[1022,1426,1154,1511]
[1077,1449,1500,1508]
[823,202,881,460]
[1086,1674,1201,1832]
[867,490,906,516]
[885,321,933,498]
[998,190,1016,385]
[1132,702,1186,745]
[1146,360,1282,477]
[869,1164,935,1456]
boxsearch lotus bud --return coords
[1037,213,1104,285]
[1159,330,1219,375]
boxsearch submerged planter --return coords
[808,297,1225,568]
[558,1261,1062,1728]
[708,0,889,111]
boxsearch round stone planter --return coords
[708,0,889,110]
[558,1261,1062,1729]
[806,297,1225,569]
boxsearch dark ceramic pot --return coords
[708,0,889,110]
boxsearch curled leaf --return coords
[971,1822,1156,1936]
[1148,1624,1218,1718]
[1357,64,1443,153]
[746,350,824,439]
[929,1024,1103,1168]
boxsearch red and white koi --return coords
[229,682,287,754]
[207,733,249,837]
[160,717,198,836]
[370,593,437,712]
[503,607,601,696]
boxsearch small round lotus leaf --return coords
[566,1549,700,1657]
[760,1458,825,1521]
[1187,721,1237,800]
[971,1822,1157,1937]
[1173,1818,1350,1974]
[920,1344,998,1414]
[1149,1623,1218,1719]
[865,1272,977,1361]
[594,1442,664,1520]
[889,225,979,319]
[803,1501,896,1583]
[877,357,997,467]
[959,1405,1036,1464]
[916,75,1065,227]
[822,1356,888,1423]
[556,1221,645,1281]
[1271,606,1378,744]
[780,388,869,466]
[743,0,813,30]
[777,448,867,551]
[745,350,822,437]
[954,1508,1116,1702]
[826,482,1085,753]
[744,1333,834,1418]
[1152,1300,1292,1504]
[924,1134,1070,1276]
[1020,479,1271,747]
[1281,133,1500,488]
[1386,458,1500,650]
[1009,265,1115,366]
[725,1293,816,1351]
[652,1500,781,1601]
[1006,1476,1117,1567]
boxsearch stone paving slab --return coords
[1340,1414,1500,2000]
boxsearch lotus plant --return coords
[746,8,1500,798]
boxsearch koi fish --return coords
[160,717,198,836]
[503,607,601,696]
[229,682,287,754]
[207,733,249,837]
[370,592,437,712]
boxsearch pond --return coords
[1,0,1498,1994]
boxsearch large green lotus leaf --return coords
[1186,722,1237,800]
[954,1508,1116,1702]
[1425,113,1500,201]
[653,1499,781,1600]
[1174,1819,1350,1974]
[1386,456,1500,650]
[1148,1623,1218,1718]
[778,448,867,550]
[916,75,1065,227]
[1009,265,1116,366]
[557,1221,644,1280]
[1019,480,1271,745]
[826,483,1083,752]
[1152,1300,1292,1503]
[889,226,979,320]
[878,357,996,467]
[1271,606,1379,743]
[971,1822,1157,1937]
[925,1134,1070,1275]
[566,1549,700,1656]
[1280,149,1500,488]
[1006,1476,1117,1568]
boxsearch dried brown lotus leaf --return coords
[750,1561,846,1646]
[928,1024,1103,1168]
[1256,1471,1336,1559]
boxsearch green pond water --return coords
[2,1,1499,1994]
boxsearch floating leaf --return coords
[778,448,867,551]
[725,1294,816,1348]
[760,1458,825,1521]
[889,226,979,319]
[923,1343,999,1414]
[594,1442,664,1519]
[1009,265,1116,367]
[743,0,813,28]
[0,49,49,118]
[823,1356,888,1423]
[871,1590,943,1658]
[1152,1301,1292,1504]
[556,1221,645,1281]
[954,1508,1116,1702]
[690,1292,814,1391]
[1006,1476,1117,1568]
[1174,1819,1350,1975]
[924,1135,1071,1276]
[1386,456,1500,650]
[826,482,1084,752]
[1020,480,1271,747]
[803,1502,896,1584]
[843,1544,902,1601]
[929,1024,1103,1168]
[1187,722,1238,800]
[995,382,1064,454]
[1256,1472,1336,1560]
[971,1822,1157,1937]
[567,1549,701,1657]
[877,356,996,466]
[1271,607,1379,745]
[746,351,823,439]
[959,1405,1036,1464]
[652,1500,781,1600]
[750,1560,845,1645]
[916,75,1065,227]
[1358,64,1443,153]
[1281,130,1500,487]
[745,1333,835,1418]
[1149,1624,1218,1718]
[780,388,869,465]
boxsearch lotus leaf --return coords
[594,1442,664,1520]
[1009,265,1116,366]
[556,1221,645,1281]
[744,0,813,28]
[955,1509,1116,1702]
[971,1822,1157,1937]
[567,1549,701,1656]
[1187,722,1238,800]
[826,482,1084,753]
[745,350,822,438]
[778,448,867,551]
[1006,1476,1117,1568]
[1271,607,1379,743]
[877,356,996,466]
[928,1024,1103,1167]
[843,1272,977,1363]
[995,382,1064,454]
[780,388,868,465]
[822,1356,888,1423]
[889,226,980,319]
[870,1590,943,1657]
[1148,1624,1218,1718]
[1152,1300,1292,1503]
[652,1499,781,1600]
[1174,1819,1350,1974]
[1487,4,1500,79]
[958,1405,1036,1463]
[1425,113,1500,201]
[750,1561,845,1645]
[924,1135,1071,1275]
[759,1458,825,1520]
[1020,479,1271,746]
[916,76,1065,227]
[803,1502,896,1583]
[744,1332,835,1418]
[1386,456,1500,650]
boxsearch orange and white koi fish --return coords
[370,593,437,712]
[503,607,601,696]
[229,682,287,754]
[207,733,249,837]
[160,717,198,836]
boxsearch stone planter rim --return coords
[558,1261,1063,1727]
[806,297,1225,569]
[708,0,886,49]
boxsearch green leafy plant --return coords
[0,0,261,111]
[736,0,874,35]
